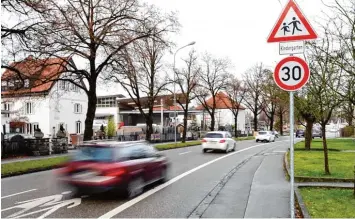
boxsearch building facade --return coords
[1,56,87,137]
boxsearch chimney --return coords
[26,55,34,60]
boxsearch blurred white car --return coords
[255,131,275,143]
[201,131,236,153]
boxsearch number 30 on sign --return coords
[274,56,310,91]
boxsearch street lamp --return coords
[173,41,196,144]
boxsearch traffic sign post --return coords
[267,0,317,218]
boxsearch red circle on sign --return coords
[274,56,310,91]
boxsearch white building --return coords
[195,92,246,131]
[1,56,87,137]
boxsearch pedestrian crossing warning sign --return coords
[267,0,317,43]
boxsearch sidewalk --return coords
[200,145,290,218]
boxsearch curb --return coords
[155,144,201,151]
[294,186,311,218]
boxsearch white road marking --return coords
[2,189,37,199]
[179,151,191,155]
[98,140,289,219]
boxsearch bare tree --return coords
[260,69,279,131]
[243,63,265,131]
[194,53,230,131]
[224,75,247,137]
[307,35,343,175]
[108,28,176,141]
[174,49,200,142]
[2,0,177,140]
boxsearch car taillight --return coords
[201,139,207,143]
[104,169,126,177]
[219,139,226,143]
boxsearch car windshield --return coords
[259,131,267,135]
[73,146,113,162]
[205,133,224,138]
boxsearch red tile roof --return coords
[196,92,246,110]
[1,56,70,96]
[152,105,183,111]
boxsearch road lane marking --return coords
[98,140,290,219]
[2,189,37,199]
[179,151,191,155]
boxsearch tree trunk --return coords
[304,119,314,150]
[145,115,153,141]
[321,124,331,175]
[279,111,284,136]
[253,111,258,131]
[234,113,238,137]
[210,109,215,131]
[83,89,97,141]
[269,115,274,131]
[182,109,188,143]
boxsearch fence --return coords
[1,135,68,158]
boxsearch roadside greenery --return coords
[234,136,255,141]
[294,151,354,179]
[299,188,355,218]
[154,141,201,151]
[295,139,355,151]
[106,117,116,138]
[1,156,69,177]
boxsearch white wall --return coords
[94,107,119,130]
[195,109,246,131]
[1,96,51,136]
[48,80,88,135]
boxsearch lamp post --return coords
[173,41,196,144]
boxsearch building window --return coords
[1,81,7,91]
[24,79,29,88]
[2,102,12,118]
[59,81,65,90]
[74,103,82,113]
[25,102,34,114]
[73,84,79,92]
[76,121,81,134]
[97,97,116,107]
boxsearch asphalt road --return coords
[1,137,292,218]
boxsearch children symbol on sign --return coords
[281,23,290,35]
[289,17,302,34]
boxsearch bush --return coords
[106,117,116,137]
[342,126,354,137]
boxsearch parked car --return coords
[255,131,275,143]
[295,130,305,138]
[56,140,170,199]
[201,131,236,153]
[312,129,322,138]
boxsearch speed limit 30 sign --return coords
[274,56,310,91]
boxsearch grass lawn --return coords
[295,138,355,151]
[299,187,355,218]
[1,156,69,176]
[235,136,255,141]
[154,141,201,151]
[293,151,355,179]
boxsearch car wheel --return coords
[159,167,168,183]
[126,176,144,199]
[256,140,259,142]
[203,149,207,153]
[232,143,236,151]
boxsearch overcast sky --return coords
[97,0,333,96]
[1,0,334,97]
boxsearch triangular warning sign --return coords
[267,0,317,43]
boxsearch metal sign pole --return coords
[289,90,295,219]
